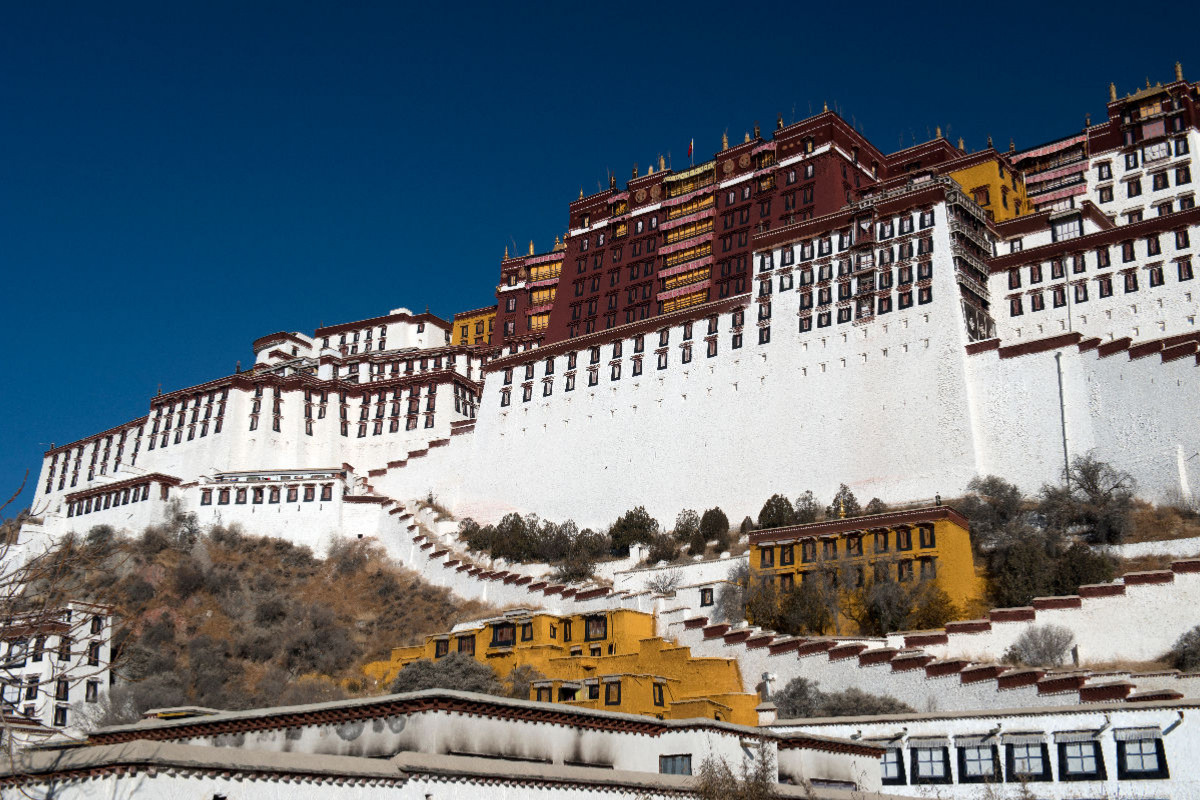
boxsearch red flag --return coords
[688,138,693,159]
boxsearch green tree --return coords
[814,687,913,717]
[1167,625,1200,672]
[959,475,1027,551]
[609,506,659,557]
[777,576,835,636]
[907,581,959,631]
[986,532,1058,608]
[699,507,731,552]
[757,494,796,529]
[389,653,504,695]
[1051,542,1116,595]
[825,484,862,518]
[863,497,888,515]
[793,491,821,524]
[673,508,704,554]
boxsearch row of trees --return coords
[958,457,1132,608]
[755,484,887,529]
[716,558,958,638]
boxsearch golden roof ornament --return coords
[823,100,828,112]
[957,137,965,150]
[753,121,760,139]
[1177,61,1184,81]
[528,240,534,256]
[1109,82,1117,102]
[838,498,846,520]
[659,154,666,171]
[722,131,729,150]
[744,131,751,143]
[777,113,784,130]
[1009,138,1015,153]
[609,174,616,190]
[935,125,942,139]
[987,134,993,149]
[504,245,509,259]
[1085,113,1091,127]
[579,187,583,200]
[647,163,654,175]
[632,163,638,178]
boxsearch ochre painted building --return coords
[451,307,495,346]
[748,506,986,631]
[363,609,759,725]
[945,149,1030,222]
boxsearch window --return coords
[911,746,950,784]
[652,683,665,706]
[882,748,906,785]
[1097,161,1112,180]
[490,623,516,647]
[85,680,99,703]
[1007,742,1051,782]
[457,636,475,655]
[1149,265,1164,287]
[759,547,774,568]
[1099,185,1114,203]
[1117,736,1167,779]
[660,755,692,775]
[1125,271,1139,292]
[1057,740,1105,781]
[958,745,999,783]
[53,706,68,727]
[604,680,621,705]
[700,588,714,607]
[1127,178,1142,198]
[585,615,608,641]
[1179,258,1194,281]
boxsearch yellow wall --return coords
[749,510,985,633]
[948,154,1030,222]
[452,309,495,346]
[363,609,758,725]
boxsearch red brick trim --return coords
[1032,596,1082,610]
[1171,560,1200,574]
[1097,337,1133,357]
[1079,682,1133,702]
[989,607,1036,623]
[1037,675,1088,694]
[858,648,898,666]
[769,639,803,656]
[998,332,1083,360]
[1123,571,1175,585]
[683,617,709,630]
[960,665,1006,684]
[965,339,1000,355]
[945,620,992,634]
[891,654,934,672]
[827,643,869,661]
[925,659,970,678]
[904,632,949,648]
[1077,583,1124,597]
[997,670,1045,689]
[702,624,731,639]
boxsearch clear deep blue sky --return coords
[2,1,1194,512]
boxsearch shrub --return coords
[389,653,503,695]
[959,475,1027,551]
[1166,625,1200,672]
[673,509,700,544]
[645,569,683,595]
[715,562,751,624]
[864,497,888,515]
[1003,624,1076,667]
[772,676,912,719]
[1039,454,1136,544]
[907,581,959,631]
[757,494,795,529]
[644,534,680,565]
[503,664,546,699]
[699,507,730,552]
[776,577,835,636]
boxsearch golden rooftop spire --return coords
[823,100,828,112]
[838,498,846,520]
[987,134,993,149]
[1177,61,1184,81]
[579,187,583,200]
[528,240,534,256]
[777,113,784,130]
[503,245,508,259]
[722,131,729,149]
[647,163,653,175]
[632,163,638,179]
[957,137,964,150]
[744,131,751,143]
[1109,82,1117,102]
[935,125,942,139]
[659,154,665,171]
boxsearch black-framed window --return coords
[1005,742,1052,782]
[881,747,906,785]
[584,615,608,641]
[520,623,533,641]
[910,746,951,784]
[1117,737,1169,780]
[700,588,714,606]
[780,544,794,566]
[604,680,621,705]
[957,745,1001,784]
[652,683,665,706]
[1056,740,1106,781]
[759,547,774,568]
[456,636,475,655]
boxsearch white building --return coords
[0,602,113,736]
[0,688,892,799]
[771,697,1199,799]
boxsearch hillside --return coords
[23,511,492,725]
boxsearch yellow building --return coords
[945,149,1030,222]
[363,608,759,725]
[748,506,985,632]
[452,306,495,346]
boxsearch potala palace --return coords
[6,67,1200,799]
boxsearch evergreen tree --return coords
[757,494,796,529]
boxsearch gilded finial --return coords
[1176,61,1184,81]
[777,113,784,130]
[722,131,729,150]
[156,383,162,396]
[528,240,534,256]
[609,174,616,190]
[987,134,993,149]
[579,187,583,200]
[647,163,653,175]
[957,136,964,150]
[838,498,846,520]
[935,125,942,139]
[754,121,760,139]
[744,131,751,143]
[1146,77,1151,89]
[632,163,638,179]
[1085,113,1091,127]
[1009,138,1015,153]
[658,154,665,171]
[823,100,828,112]
[1109,82,1117,102]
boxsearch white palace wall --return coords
[454,205,983,529]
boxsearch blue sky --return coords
[1,0,1194,512]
